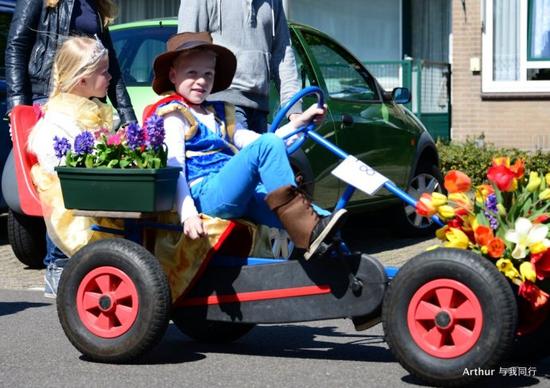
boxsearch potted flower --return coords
[416,157,550,333]
[54,115,181,212]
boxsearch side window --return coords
[110,26,177,86]
[301,31,377,101]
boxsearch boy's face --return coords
[169,50,216,105]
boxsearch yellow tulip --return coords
[539,188,550,201]
[431,192,448,207]
[530,241,548,254]
[546,172,550,186]
[444,228,469,249]
[436,226,448,241]
[527,172,542,192]
[448,192,472,211]
[480,246,488,255]
[438,205,456,219]
[496,258,521,281]
[520,261,537,282]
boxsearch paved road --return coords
[2,289,550,388]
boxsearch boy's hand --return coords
[183,214,207,239]
[290,104,327,129]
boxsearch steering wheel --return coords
[269,86,325,155]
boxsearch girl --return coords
[6,0,135,123]
[28,36,114,297]
[148,32,347,261]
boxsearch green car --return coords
[110,19,442,235]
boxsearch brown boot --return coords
[265,185,347,259]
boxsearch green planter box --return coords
[55,166,181,212]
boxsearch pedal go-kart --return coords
[10,87,525,386]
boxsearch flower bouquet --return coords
[416,157,550,331]
[54,115,181,212]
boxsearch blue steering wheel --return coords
[269,86,325,155]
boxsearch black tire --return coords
[396,163,443,236]
[57,239,171,363]
[7,209,46,268]
[172,313,255,343]
[382,248,517,387]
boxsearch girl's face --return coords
[169,50,216,106]
[76,55,111,99]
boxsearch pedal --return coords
[304,241,330,260]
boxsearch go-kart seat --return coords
[9,105,42,216]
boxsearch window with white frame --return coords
[482,0,550,93]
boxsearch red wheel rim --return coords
[76,266,139,338]
[407,278,483,358]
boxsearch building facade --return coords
[452,0,550,151]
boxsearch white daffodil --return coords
[505,217,550,259]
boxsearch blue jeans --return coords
[191,134,295,227]
[234,105,269,134]
[45,233,67,266]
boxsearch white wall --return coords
[288,0,402,61]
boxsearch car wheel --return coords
[57,239,171,362]
[397,163,443,236]
[7,209,46,268]
[382,248,517,387]
[171,314,255,343]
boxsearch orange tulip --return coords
[444,170,472,193]
[510,159,525,179]
[487,237,505,259]
[474,225,494,246]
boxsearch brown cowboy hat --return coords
[152,31,237,95]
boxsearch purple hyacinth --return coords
[484,193,499,230]
[53,136,71,159]
[73,131,95,155]
[126,122,146,150]
[485,193,498,212]
[145,114,165,149]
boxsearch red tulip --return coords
[487,165,516,192]
[519,281,549,310]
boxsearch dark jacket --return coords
[5,0,136,124]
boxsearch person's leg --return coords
[44,234,68,298]
[192,133,296,219]
[191,134,346,258]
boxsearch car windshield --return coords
[111,25,177,86]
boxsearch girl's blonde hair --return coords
[45,0,117,26]
[50,36,108,97]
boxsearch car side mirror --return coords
[392,87,411,104]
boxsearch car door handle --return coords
[341,114,354,128]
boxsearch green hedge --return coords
[437,138,550,186]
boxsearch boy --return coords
[148,32,346,259]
